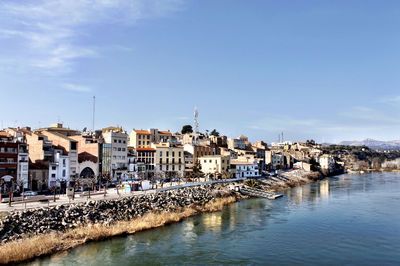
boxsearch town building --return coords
[136,148,155,173]
[198,155,230,176]
[228,135,248,150]
[319,154,335,172]
[153,142,185,175]
[231,158,260,179]
[40,130,78,178]
[102,127,128,180]
[69,135,100,179]
[129,129,172,149]
[0,131,19,192]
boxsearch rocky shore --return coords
[0,184,239,244]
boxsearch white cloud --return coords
[380,95,400,104]
[0,0,183,74]
[63,83,92,92]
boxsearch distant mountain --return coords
[338,138,400,150]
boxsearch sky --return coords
[1,0,400,143]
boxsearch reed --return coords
[0,196,237,265]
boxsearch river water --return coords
[29,172,400,265]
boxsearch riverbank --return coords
[0,184,244,264]
[0,171,326,264]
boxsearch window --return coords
[179,158,181,164]
[139,141,141,145]
[209,160,212,163]
[52,174,56,178]
[166,151,169,157]
[70,142,77,150]
[122,156,125,160]
[179,165,181,171]
[123,140,126,143]
[0,148,4,152]
[172,165,175,171]
[166,158,169,164]
[118,140,121,143]
[160,151,162,157]
[172,151,175,157]
[179,151,181,157]
[118,148,121,151]
[147,141,149,145]
[114,139,117,143]
[160,158,162,164]
[122,148,126,151]
[63,159,66,166]
[113,147,117,151]
[62,169,66,177]
[147,135,150,139]
[166,165,169,171]
[52,166,56,170]
[222,160,225,163]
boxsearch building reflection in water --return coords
[202,212,222,232]
[287,185,312,205]
[181,220,197,243]
[319,179,330,199]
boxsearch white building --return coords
[17,143,29,189]
[102,127,128,179]
[48,148,70,188]
[319,154,335,171]
[231,158,260,179]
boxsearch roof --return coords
[0,131,9,137]
[158,130,171,135]
[231,160,255,165]
[41,131,77,142]
[136,148,156,151]
[134,130,151,135]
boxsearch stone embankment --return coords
[0,184,237,244]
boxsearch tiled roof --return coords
[134,130,151,135]
[158,131,171,135]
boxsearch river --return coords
[28,172,400,265]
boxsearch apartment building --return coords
[40,131,78,178]
[198,155,230,175]
[228,135,248,150]
[231,158,260,179]
[183,144,214,172]
[153,142,184,175]
[48,147,70,188]
[70,135,100,179]
[136,148,155,172]
[129,129,172,149]
[102,127,128,179]
[0,131,18,191]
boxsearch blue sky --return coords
[1,0,400,143]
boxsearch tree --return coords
[210,129,220,137]
[181,125,193,134]
[192,160,204,182]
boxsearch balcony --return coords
[43,141,52,147]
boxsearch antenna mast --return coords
[92,96,96,131]
[193,106,199,134]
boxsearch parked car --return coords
[23,191,38,197]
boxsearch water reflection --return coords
[202,213,222,232]
[319,180,330,200]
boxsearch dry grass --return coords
[0,196,237,264]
